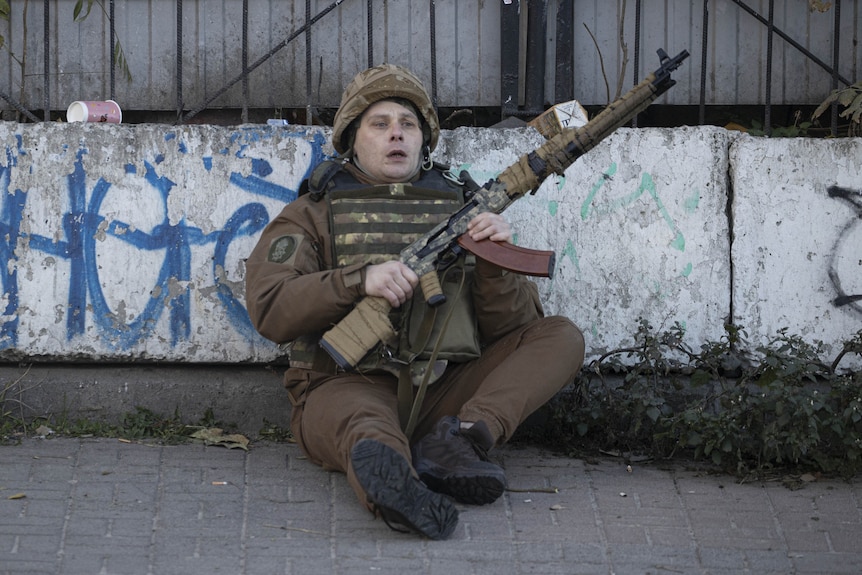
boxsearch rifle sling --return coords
[398,262,467,439]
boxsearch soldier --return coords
[244,64,585,540]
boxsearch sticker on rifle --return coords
[268,235,302,264]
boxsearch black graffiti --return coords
[827,185,862,313]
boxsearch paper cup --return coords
[67,100,122,123]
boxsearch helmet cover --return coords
[332,64,439,155]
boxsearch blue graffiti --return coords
[0,137,26,348]
[0,128,330,352]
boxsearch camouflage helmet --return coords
[332,64,439,155]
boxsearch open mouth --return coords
[388,150,407,159]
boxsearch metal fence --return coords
[0,0,856,136]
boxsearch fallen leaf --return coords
[191,428,250,451]
[8,493,26,500]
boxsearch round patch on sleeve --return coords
[268,235,299,263]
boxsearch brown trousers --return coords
[285,315,585,510]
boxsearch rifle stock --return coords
[320,48,690,370]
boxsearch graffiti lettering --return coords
[828,185,862,315]
[0,138,26,348]
[0,129,329,353]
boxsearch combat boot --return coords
[351,438,459,540]
[411,416,507,505]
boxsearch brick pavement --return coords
[1,437,861,574]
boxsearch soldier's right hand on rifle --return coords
[364,261,419,308]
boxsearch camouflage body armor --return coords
[288,160,482,383]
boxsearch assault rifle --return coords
[321,48,690,370]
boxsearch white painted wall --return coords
[1,121,859,371]
[731,136,862,362]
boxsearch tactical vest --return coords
[288,160,482,383]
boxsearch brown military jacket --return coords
[244,168,545,387]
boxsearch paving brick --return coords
[1,437,860,574]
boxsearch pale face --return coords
[352,100,424,183]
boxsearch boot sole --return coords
[418,469,506,506]
[351,439,459,540]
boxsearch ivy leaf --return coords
[114,39,133,82]
[73,0,95,22]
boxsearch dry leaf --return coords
[191,428,250,451]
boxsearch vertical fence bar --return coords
[242,0,249,123]
[700,0,709,125]
[831,0,841,137]
[43,0,49,120]
[524,0,546,113]
[764,0,774,136]
[554,0,574,104]
[430,0,438,108]
[632,0,641,127]
[177,0,184,122]
[367,0,373,66]
[306,0,312,125]
[500,1,519,118]
[110,0,115,99]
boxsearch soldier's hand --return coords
[364,261,419,307]
[467,212,513,243]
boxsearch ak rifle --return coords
[321,48,690,370]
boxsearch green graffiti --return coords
[641,173,685,252]
[579,166,687,253]
[548,201,558,216]
[581,163,617,220]
[681,263,693,277]
[563,239,580,277]
[684,189,700,214]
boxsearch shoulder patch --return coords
[268,234,304,264]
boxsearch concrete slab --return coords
[730,135,862,370]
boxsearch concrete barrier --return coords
[731,137,862,365]
[1,121,860,376]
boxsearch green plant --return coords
[544,323,862,479]
[70,0,132,81]
[0,366,38,442]
[0,0,132,112]
[0,378,16,437]
[812,81,862,137]
[259,418,294,443]
[747,116,813,138]
[2,401,237,446]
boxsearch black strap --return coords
[300,159,346,200]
